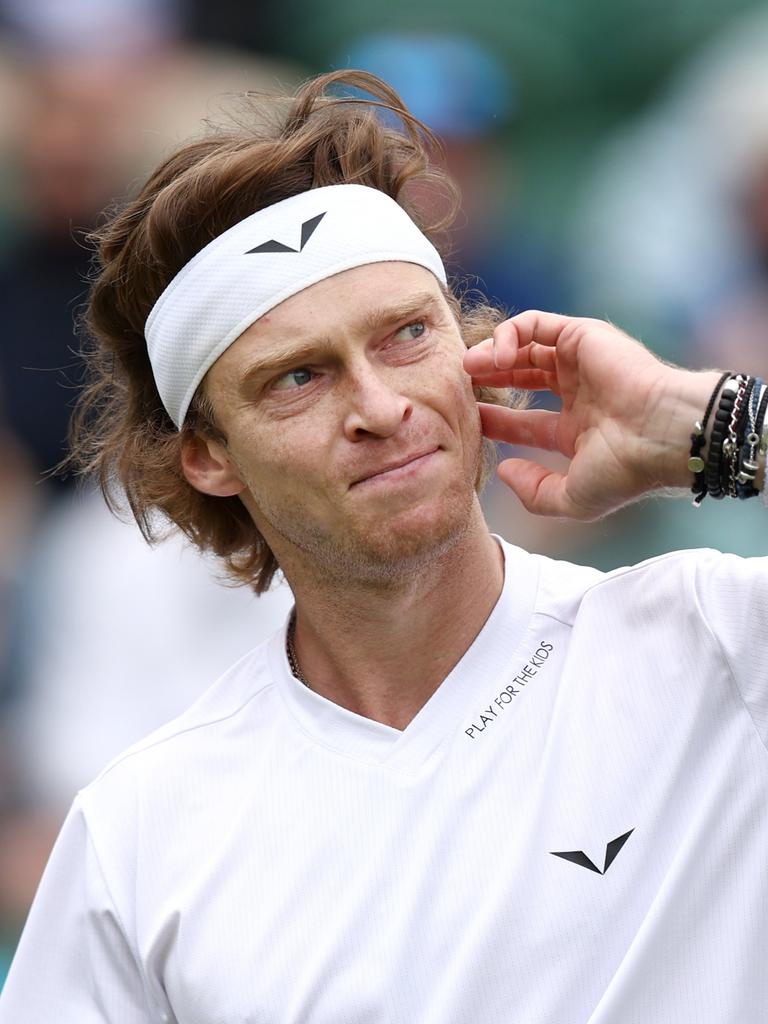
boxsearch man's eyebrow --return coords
[360,290,441,332]
[237,290,441,391]
[237,338,336,393]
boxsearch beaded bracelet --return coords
[705,377,739,501]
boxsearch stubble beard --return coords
[247,440,483,591]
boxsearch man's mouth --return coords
[350,447,440,488]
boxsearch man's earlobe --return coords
[181,434,246,497]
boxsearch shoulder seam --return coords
[590,546,713,582]
[573,547,721,603]
[86,675,275,786]
[534,548,720,631]
[691,557,768,757]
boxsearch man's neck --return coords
[283,515,504,730]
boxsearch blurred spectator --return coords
[0,0,302,488]
[0,0,177,485]
[572,3,768,375]
[693,146,768,374]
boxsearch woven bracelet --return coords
[690,371,730,506]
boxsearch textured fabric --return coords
[2,540,767,1023]
[144,185,447,427]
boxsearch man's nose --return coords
[341,365,413,441]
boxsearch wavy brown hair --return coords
[68,70,519,592]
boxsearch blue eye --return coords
[394,321,426,341]
[272,367,314,391]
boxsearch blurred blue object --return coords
[335,32,515,138]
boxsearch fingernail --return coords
[492,335,499,368]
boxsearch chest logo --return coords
[550,828,634,874]
[245,212,326,254]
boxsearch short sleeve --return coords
[694,550,768,751]
[0,796,156,1023]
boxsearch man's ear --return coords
[181,432,246,497]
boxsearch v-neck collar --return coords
[268,538,539,773]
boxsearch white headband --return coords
[144,183,447,428]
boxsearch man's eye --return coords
[271,367,314,391]
[393,321,426,342]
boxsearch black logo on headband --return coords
[245,212,326,254]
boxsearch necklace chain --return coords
[286,611,310,688]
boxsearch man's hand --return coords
[463,311,723,520]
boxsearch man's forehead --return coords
[236,268,444,352]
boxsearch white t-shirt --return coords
[1,539,767,1023]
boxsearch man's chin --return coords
[258,464,482,589]
[330,494,477,586]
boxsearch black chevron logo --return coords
[550,828,634,874]
[245,212,326,254]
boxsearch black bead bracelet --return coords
[690,371,730,506]
[705,378,738,500]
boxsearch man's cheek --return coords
[435,379,483,456]
[445,369,480,413]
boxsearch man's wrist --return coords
[644,367,725,492]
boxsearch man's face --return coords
[201,262,484,585]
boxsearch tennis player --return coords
[1,70,766,1023]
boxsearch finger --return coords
[491,310,584,369]
[524,342,557,372]
[465,341,557,378]
[478,405,562,451]
[463,338,495,376]
[471,369,559,392]
[496,457,590,519]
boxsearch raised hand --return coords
[463,310,722,520]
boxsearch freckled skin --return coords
[203,263,485,587]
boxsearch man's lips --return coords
[350,447,440,488]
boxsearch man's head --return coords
[71,70,517,590]
[181,260,485,588]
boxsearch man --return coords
[1,69,766,1022]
